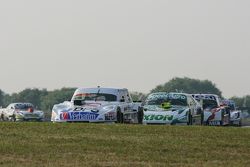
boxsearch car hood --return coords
[53,101,118,113]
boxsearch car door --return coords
[188,97,201,124]
[121,91,137,122]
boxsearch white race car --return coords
[192,94,230,126]
[222,99,242,126]
[143,92,203,125]
[0,103,44,122]
[51,87,143,123]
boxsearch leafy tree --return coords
[151,77,222,97]
[130,92,147,102]
[2,94,12,107]
[230,96,250,108]
[41,88,76,112]
[8,88,48,109]
[0,89,5,107]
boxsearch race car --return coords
[0,103,44,122]
[222,99,242,126]
[143,92,203,125]
[51,87,143,123]
[192,94,230,126]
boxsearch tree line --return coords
[0,77,249,113]
[0,88,76,112]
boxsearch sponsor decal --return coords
[60,112,98,121]
[60,112,69,120]
[147,93,186,101]
[74,106,99,113]
[144,114,174,121]
[168,94,186,100]
[209,121,220,126]
[105,112,116,121]
[194,95,217,101]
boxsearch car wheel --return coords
[137,107,144,124]
[12,114,16,122]
[201,112,204,125]
[220,111,224,126]
[116,108,123,123]
[0,114,4,121]
[37,118,43,122]
[187,111,193,125]
[238,120,242,127]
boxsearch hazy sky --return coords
[0,0,249,97]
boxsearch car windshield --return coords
[15,104,34,110]
[146,94,188,106]
[222,100,236,111]
[203,100,218,109]
[73,93,117,105]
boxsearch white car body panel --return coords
[0,103,44,121]
[193,94,230,126]
[51,87,142,123]
[143,92,202,125]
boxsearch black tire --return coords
[239,120,242,127]
[0,114,4,121]
[12,114,16,122]
[116,108,123,123]
[220,111,224,126]
[37,118,43,122]
[201,112,204,125]
[137,107,144,124]
[187,111,193,125]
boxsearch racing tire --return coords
[137,107,144,124]
[116,108,123,123]
[11,114,16,122]
[200,112,204,125]
[187,111,193,125]
[238,120,242,127]
[220,111,225,126]
[0,114,4,121]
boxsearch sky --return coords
[0,0,249,98]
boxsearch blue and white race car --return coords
[51,87,143,123]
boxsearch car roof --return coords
[192,94,219,100]
[74,87,128,96]
[168,92,189,96]
[149,92,190,97]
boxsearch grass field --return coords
[0,123,250,167]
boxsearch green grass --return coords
[0,123,250,167]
